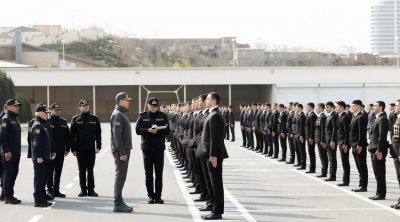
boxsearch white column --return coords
[46,86,50,107]
[92,86,96,115]
[184,85,187,103]
[138,85,142,113]
[229,84,232,105]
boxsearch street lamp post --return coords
[61,40,65,68]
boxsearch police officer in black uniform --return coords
[70,99,102,197]
[0,99,22,204]
[31,103,55,207]
[47,103,70,198]
[136,97,170,204]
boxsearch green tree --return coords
[0,71,16,106]
[15,94,32,123]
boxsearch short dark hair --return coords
[307,102,315,109]
[336,101,346,109]
[199,94,207,101]
[317,103,325,109]
[266,103,271,107]
[252,103,257,106]
[296,103,303,109]
[325,101,334,107]
[352,100,363,106]
[289,102,294,106]
[390,103,395,107]
[228,105,232,109]
[346,104,350,108]
[278,104,285,108]
[376,101,385,110]
[208,92,220,105]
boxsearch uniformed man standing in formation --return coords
[239,105,246,147]
[336,101,351,186]
[0,104,6,201]
[391,99,400,209]
[136,97,170,204]
[111,92,133,213]
[228,106,235,142]
[47,103,70,198]
[0,99,22,204]
[31,103,56,207]
[70,99,102,197]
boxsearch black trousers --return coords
[0,156,3,196]
[296,137,306,167]
[225,125,229,140]
[273,133,280,157]
[2,153,20,200]
[293,136,301,164]
[188,148,197,186]
[327,146,337,178]
[196,155,208,198]
[248,130,254,149]
[317,143,328,175]
[207,158,224,215]
[279,134,287,160]
[339,145,350,184]
[76,149,96,191]
[352,146,368,188]
[307,140,316,171]
[200,157,213,206]
[142,150,164,198]
[230,125,235,141]
[267,133,274,155]
[47,153,65,192]
[288,134,295,162]
[33,159,48,203]
[241,127,246,146]
[254,131,259,149]
[371,150,387,196]
[262,134,269,154]
[393,157,400,195]
[114,150,130,206]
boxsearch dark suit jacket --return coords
[325,111,338,144]
[315,113,326,143]
[295,112,306,138]
[199,107,229,159]
[229,111,235,125]
[240,110,246,126]
[337,112,350,147]
[271,110,280,133]
[278,111,288,134]
[305,111,317,140]
[349,112,368,148]
[369,112,389,152]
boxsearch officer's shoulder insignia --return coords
[72,115,79,120]
[139,112,146,116]
[34,128,41,134]
[1,122,6,128]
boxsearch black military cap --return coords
[35,103,50,113]
[352,100,363,106]
[115,92,132,104]
[6,99,22,107]
[79,99,89,106]
[148,97,159,107]
[50,103,61,110]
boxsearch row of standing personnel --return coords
[166,92,229,220]
[239,100,400,209]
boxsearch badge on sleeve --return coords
[115,122,121,126]
[35,128,41,134]
[1,122,6,128]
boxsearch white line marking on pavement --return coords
[224,189,257,222]
[28,215,43,222]
[294,169,400,217]
[44,201,56,210]
[238,147,282,165]
[241,207,383,212]
[166,152,202,222]
[65,183,74,189]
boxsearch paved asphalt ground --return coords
[1,122,400,222]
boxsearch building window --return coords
[50,26,58,35]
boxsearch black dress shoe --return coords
[203,212,222,220]
[45,194,54,201]
[297,167,306,170]
[34,201,52,208]
[0,194,4,201]
[324,177,336,182]
[5,198,21,205]
[194,197,207,202]
[305,170,315,173]
[369,195,385,200]
[352,187,367,192]
[286,161,294,164]
[391,202,400,209]
[316,174,327,178]
[78,190,88,197]
[147,198,155,204]
[278,159,286,162]
[154,197,164,204]
[337,182,349,187]
[199,205,213,211]
[293,163,301,167]
[88,190,99,197]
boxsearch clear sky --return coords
[0,0,380,53]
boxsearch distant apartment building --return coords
[371,0,400,55]
[31,25,62,36]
